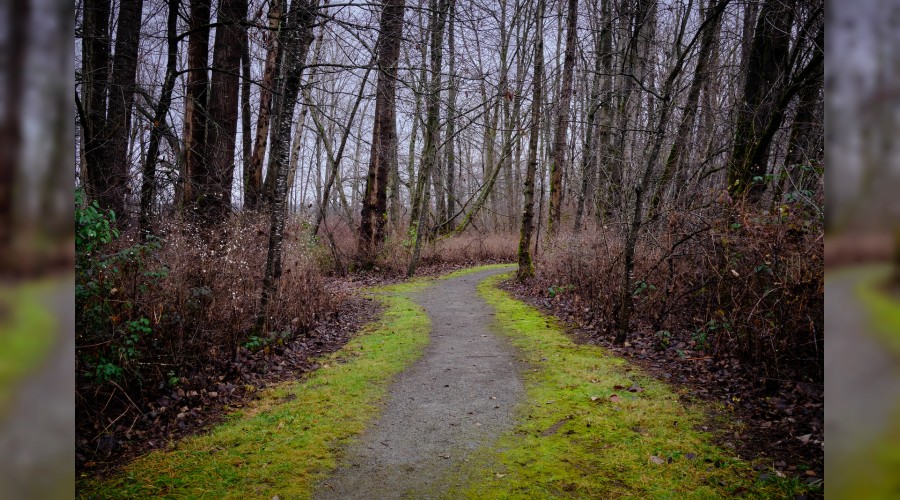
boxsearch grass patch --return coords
[453,273,812,499]
[78,279,433,499]
[855,265,900,354]
[0,281,57,412]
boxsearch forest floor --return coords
[79,265,815,498]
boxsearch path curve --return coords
[316,266,522,499]
[826,267,900,461]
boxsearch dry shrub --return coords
[536,202,824,381]
[420,231,518,266]
[76,212,338,398]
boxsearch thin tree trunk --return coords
[0,0,29,247]
[257,0,318,331]
[443,0,458,230]
[516,0,545,281]
[548,0,578,235]
[139,0,179,239]
[240,27,252,209]
[246,0,284,210]
[407,0,450,277]
[648,0,721,217]
[80,0,111,211]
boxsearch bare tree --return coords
[407,0,450,277]
[548,0,577,235]
[257,0,318,330]
[516,0,545,281]
[358,0,407,267]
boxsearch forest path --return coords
[316,266,523,499]
[825,267,900,463]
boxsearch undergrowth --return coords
[451,273,815,498]
[78,278,432,499]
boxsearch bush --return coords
[76,203,339,417]
[535,200,824,381]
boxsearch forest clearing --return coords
[73,0,830,496]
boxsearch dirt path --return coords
[825,268,900,462]
[316,266,522,499]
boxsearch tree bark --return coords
[203,0,249,223]
[358,0,407,267]
[182,0,211,208]
[247,0,285,210]
[257,0,318,330]
[548,0,577,235]
[726,0,794,200]
[443,0,458,230]
[516,0,545,281]
[80,0,112,211]
[103,0,144,217]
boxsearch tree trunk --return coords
[648,0,723,217]
[407,0,450,277]
[358,0,407,267]
[139,0,178,239]
[183,0,211,208]
[592,0,614,223]
[240,27,253,209]
[102,0,144,218]
[0,0,29,247]
[80,0,112,211]
[245,0,284,210]
[727,0,794,200]
[203,0,249,223]
[548,0,577,235]
[516,0,545,281]
[444,0,458,230]
[615,0,728,345]
[257,0,318,330]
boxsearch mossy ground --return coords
[450,273,812,499]
[0,281,57,412]
[855,264,900,354]
[78,279,433,499]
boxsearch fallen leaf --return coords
[495,473,507,478]
[613,385,625,390]
[610,394,621,403]
[439,454,450,459]
[590,396,600,401]
[796,434,811,445]
[650,455,665,465]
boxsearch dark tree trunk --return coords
[182,0,211,208]
[203,0,249,223]
[0,0,29,247]
[548,0,577,235]
[80,0,111,211]
[104,0,144,217]
[257,0,318,330]
[358,0,407,267]
[139,0,179,239]
[727,0,794,200]
[516,0,545,281]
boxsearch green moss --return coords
[78,279,433,499]
[856,265,900,354]
[0,281,57,412]
[451,273,812,499]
